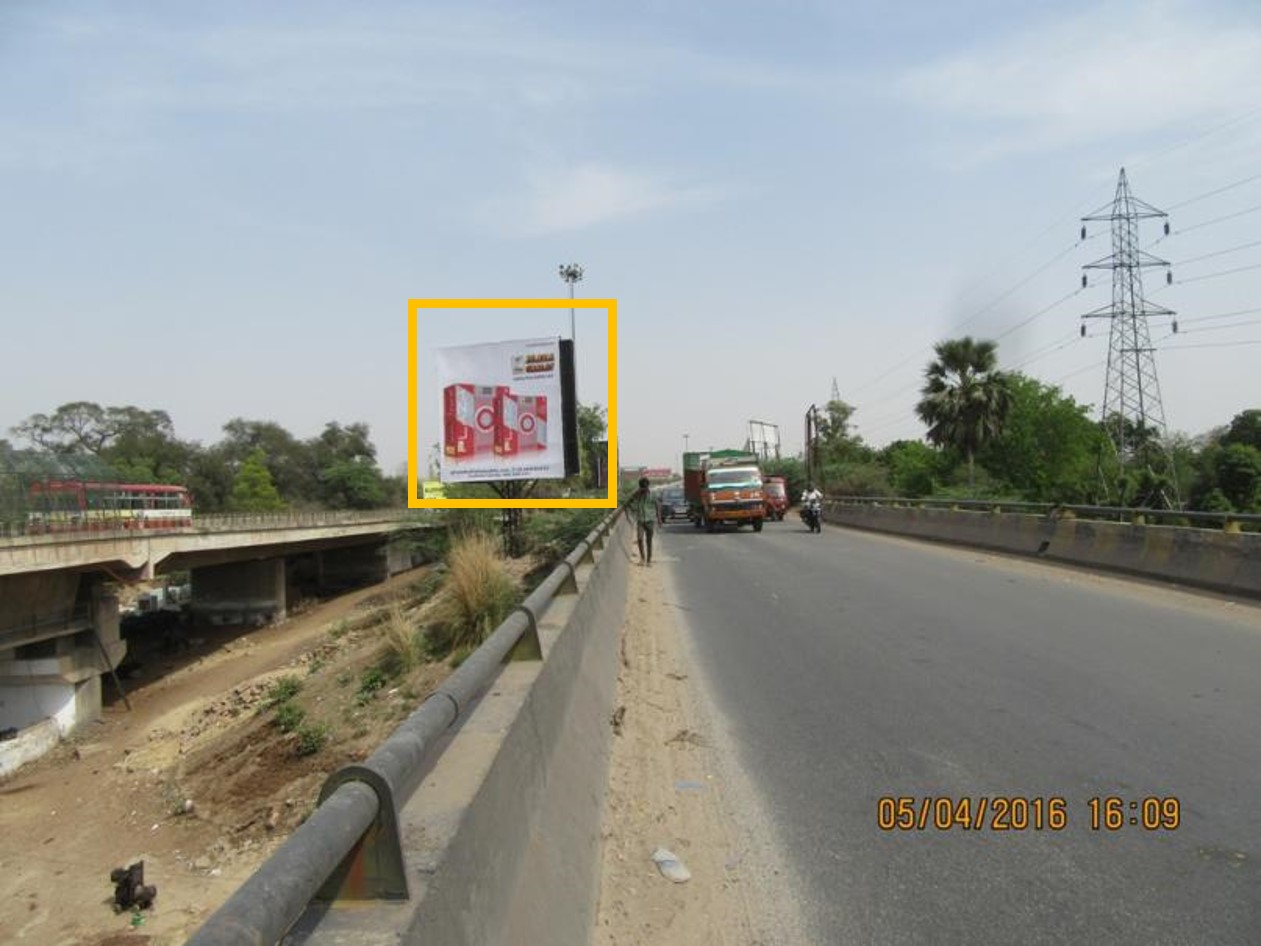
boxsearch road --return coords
[657,516,1261,945]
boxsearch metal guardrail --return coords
[826,496,1261,532]
[185,507,624,946]
[0,509,429,545]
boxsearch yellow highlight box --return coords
[407,298,618,509]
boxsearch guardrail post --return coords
[314,766,408,901]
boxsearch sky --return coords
[3,0,1260,476]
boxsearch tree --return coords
[577,403,607,489]
[878,440,944,497]
[221,419,317,505]
[814,400,870,466]
[228,449,287,512]
[916,337,1013,491]
[976,374,1103,503]
[1214,443,1261,511]
[319,458,388,509]
[1221,410,1261,451]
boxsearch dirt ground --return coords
[593,553,777,945]
[0,568,450,946]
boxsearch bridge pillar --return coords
[315,542,390,591]
[0,574,125,775]
[190,558,287,627]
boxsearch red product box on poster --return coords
[444,383,497,458]
[494,386,520,456]
[517,395,547,451]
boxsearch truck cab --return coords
[684,451,766,533]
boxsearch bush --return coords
[294,723,329,756]
[356,665,389,704]
[426,532,521,658]
[522,509,605,566]
[273,701,306,733]
[264,676,302,708]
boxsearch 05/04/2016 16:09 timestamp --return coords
[876,796,1181,832]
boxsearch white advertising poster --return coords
[437,337,566,483]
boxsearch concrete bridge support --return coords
[315,542,392,591]
[190,558,288,627]
[0,573,124,775]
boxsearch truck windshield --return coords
[707,469,761,487]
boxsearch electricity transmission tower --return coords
[1080,168,1179,507]
[831,377,841,402]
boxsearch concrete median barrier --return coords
[825,503,1261,600]
[283,515,631,945]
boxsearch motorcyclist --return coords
[800,483,823,533]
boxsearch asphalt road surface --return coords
[657,516,1261,945]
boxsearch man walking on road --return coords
[625,476,658,565]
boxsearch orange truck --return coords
[683,450,766,533]
[762,476,789,520]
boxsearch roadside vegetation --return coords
[765,336,1260,514]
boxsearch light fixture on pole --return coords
[683,433,690,452]
[558,263,584,343]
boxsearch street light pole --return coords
[558,263,583,343]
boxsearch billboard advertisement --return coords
[437,337,568,483]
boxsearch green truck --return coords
[682,450,766,533]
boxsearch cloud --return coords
[480,162,727,237]
[898,1,1261,161]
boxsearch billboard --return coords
[437,337,569,483]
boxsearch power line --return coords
[1176,201,1261,234]
[1166,172,1261,210]
[1175,260,1261,284]
[993,287,1083,342]
[1162,339,1261,351]
[1172,238,1261,267]
[1173,317,1261,335]
[1179,305,1261,325]
[1127,103,1261,172]
[846,239,1086,398]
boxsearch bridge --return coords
[170,500,1260,945]
[0,510,429,771]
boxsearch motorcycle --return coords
[800,499,822,533]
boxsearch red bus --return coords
[27,480,193,532]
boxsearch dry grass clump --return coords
[381,603,426,674]
[425,532,521,657]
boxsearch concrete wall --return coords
[825,503,1261,599]
[191,558,287,626]
[289,517,630,945]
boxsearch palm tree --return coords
[915,337,1013,492]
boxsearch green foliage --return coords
[229,449,287,512]
[264,675,303,707]
[1221,410,1261,451]
[578,403,608,488]
[273,701,306,733]
[822,461,891,497]
[358,665,389,700]
[294,723,330,756]
[916,337,1014,490]
[318,458,387,509]
[1213,443,1261,511]
[522,508,605,567]
[877,441,945,498]
[975,374,1103,503]
[814,400,873,467]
